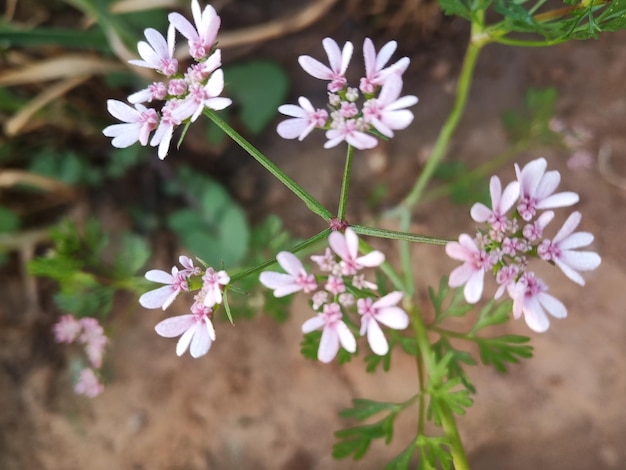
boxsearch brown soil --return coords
[2,3,626,470]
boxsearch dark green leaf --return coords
[339,398,400,421]
[476,334,533,372]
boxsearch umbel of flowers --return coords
[260,228,409,362]
[446,157,601,332]
[139,256,229,358]
[103,0,231,159]
[277,37,418,150]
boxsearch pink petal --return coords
[373,291,403,308]
[298,56,332,80]
[500,180,520,214]
[329,231,350,261]
[277,251,304,277]
[107,99,139,122]
[470,203,491,223]
[168,13,198,41]
[155,314,195,338]
[356,251,385,268]
[536,192,579,210]
[448,264,474,287]
[464,269,485,304]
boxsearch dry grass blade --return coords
[0,54,124,86]
[4,75,91,136]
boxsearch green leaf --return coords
[470,298,513,333]
[333,417,394,460]
[300,331,322,360]
[431,337,477,394]
[475,334,533,372]
[429,276,473,325]
[225,61,288,134]
[339,398,401,421]
[113,232,150,276]
[416,434,453,470]
[384,441,417,470]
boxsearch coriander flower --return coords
[129,26,178,76]
[357,291,409,355]
[328,227,385,276]
[168,0,220,59]
[260,251,317,297]
[298,38,353,92]
[512,272,567,333]
[155,302,215,358]
[362,75,418,138]
[74,368,104,398]
[470,175,520,232]
[302,302,356,363]
[538,211,601,285]
[103,100,158,148]
[139,266,189,310]
[276,97,328,141]
[446,234,495,304]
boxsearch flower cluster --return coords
[103,0,231,159]
[277,37,418,150]
[53,315,108,397]
[260,228,409,362]
[140,255,229,358]
[446,157,601,332]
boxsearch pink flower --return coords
[538,211,601,285]
[362,75,418,138]
[128,81,168,104]
[53,315,82,343]
[201,267,230,308]
[324,118,378,150]
[74,368,104,398]
[179,255,202,277]
[276,97,328,141]
[298,38,353,92]
[79,318,108,368]
[260,251,317,297]
[139,266,188,310]
[302,302,356,363]
[171,69,232,123]
[168,0,220,59]
[512,272,567,332]
[470,175,520,232]
[128,26,178,76]
[103,100,158,148]
[328,228,385,276]
[446,234,495,304]
[360,38,409,94]
[515,158,579,221]
[150,99,181,160]
[357,292,409,355]
[155,302,215,358]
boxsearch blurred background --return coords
[1,0,625,468]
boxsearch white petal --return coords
[522,297,550,332]
[560,250,601,272]
[298,55,332,80]
[499,180,520,214]
[558,232,594,250]
[375,307,409,330]
[155,314,195,338]
[539,292,567,319]
[329,231,350,261]
[176,324,197,356]
[356,251,385,268]
[372,291,403,308]
[366,319,388,355]
[448,264,474,288]
[139,285,176,309]
[145,269,174,283]
[277,251,304,277]
[302,316,325,333]
[537,192,579,210]
[464,269,485,304]
[318,325,339,363]
[470,203,491,223]
[189,319,213,358]
[337,322,356,353]
[552,211,581,243]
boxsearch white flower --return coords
[129,26,178,76]
[511,272,567,332]
[362,75,418,138]
[154,303,215,358]
[260,251,317,297]
[276,97,328,141]
[139,266,188,310]
[168,0,220,59]
[298,38,353,92]
[328,228,385,275]
[302,302,356,363]
[103,100,158,148]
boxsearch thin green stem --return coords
[229,229,330,283]
[337,145,355,221]
[401,35,483,212]
[409,301,469,470]
[493,37,568,47]
[204,109,332,221]
[351,224,450,245]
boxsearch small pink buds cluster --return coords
[446,157,601,332]
[260,228,409,362]
[103,0,231,159]
[277,38,418,150]
[139,255,229,358]
[53,315,108,397]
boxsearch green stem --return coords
[492,37,568,47]
[408,301,469,470]
[351,224,449,245]
[229,229,330,283]
[401,35,483,212]
[337,145,355,221]
[204,109,332,221]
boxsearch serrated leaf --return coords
[339,398,400,421]
[385,441,417,470]
[476,334,533,372]
[471,298,513,333]
[416,435,453,470]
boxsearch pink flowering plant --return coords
[92,0,616,467]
